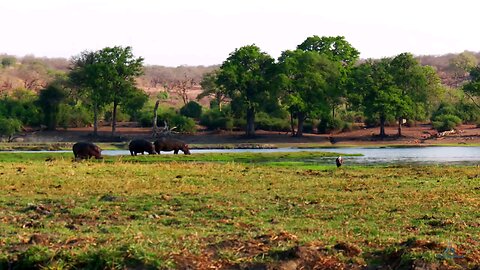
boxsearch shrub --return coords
[0,117,22,141]
[200,109,234,130]
[432,114,462,132]
[58,103,93,128]
[180,101,203,119]
[255,112,290,132]
[318,117,343,133]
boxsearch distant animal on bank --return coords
[73,142,103,160]
[336,156,343,167]
[154,137,191,155]
[128,139,156,156]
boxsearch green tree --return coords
[198,70,227,111]
[297,36,359,119]
[449,51,478,83]
[69,50,107,136]
[463,65,480,109]
[121,88,148,121]
[95,46,144,136]
[37,83,67,130]
[217,45,275,137]
[390,53,445,135]
[1,56,16,68]
[0,118,22,142]
[349,59,403,138]
[69,46,144,136]
[277,49,340,136]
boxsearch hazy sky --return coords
[0,0,478,66]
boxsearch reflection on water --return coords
[103,146,480,165]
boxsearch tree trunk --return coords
[289,112,296,136]
[246,107,255,137]
[296,112,305,137]
[111,100,118,136]
[398,117,402,137]
[152,99,160,137]
[332,106,335,119]
[93,104,98,137]
[379,115,386,138]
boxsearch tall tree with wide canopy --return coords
[95,46,144,136]
[217,45,275,137]
[389,53,443,136]
[69,50,107,136]
[277,49,340,136]
[349,59,404,138]
[297,36,359,118]
[69,46,144,136]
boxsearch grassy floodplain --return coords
[0,152,479,269]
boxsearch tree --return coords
[349,59,403,138]
[37,83,67,130]
[390,53,444,136]
[297,36,359,119]
[449,51,478,85]
[0,117,22,142]
[94,46,144,136]
[277,49,340,136]
[69,46,144,136]
[463,65,480,109]
[198,70,228,111]
[69,50,107,136]
[217,45,275,137]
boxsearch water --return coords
[7,146,480,165]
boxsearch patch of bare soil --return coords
[14,123,480,147]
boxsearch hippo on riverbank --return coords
[154,137,191,155]
[128,139,156,156]
[73,142,103,160]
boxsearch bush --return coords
[0,117,22,141]
[200,109,234,130]
[255,112,290,132]
[160,113,196,133]
[58,103,93,128]
[432,114,462,132]
[318,117,343,133]
[180,101,203,119]
[0,89,42,127]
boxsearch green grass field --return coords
[0,152,479,269]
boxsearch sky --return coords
[0,0,479,67]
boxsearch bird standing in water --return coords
[336,156,343,167]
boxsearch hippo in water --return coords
[129,139,156,156]
[73,142,102,160]
[154,137,191,155]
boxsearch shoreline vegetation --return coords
[0,152,479,269]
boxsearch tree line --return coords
[0,38,479,140]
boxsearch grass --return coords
[0,152,479,269]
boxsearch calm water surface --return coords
[8,146,480,165]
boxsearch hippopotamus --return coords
[129,139,156,156]
[73,142,102,160]
[154,137,191,155]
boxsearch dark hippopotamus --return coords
[154,137,191,155]
[129,139,156,156]
[73,142,102,160]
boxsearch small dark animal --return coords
[73,142,102,160]
[154,137,191,155]
[336,156,343,167]
[129,139,156,156]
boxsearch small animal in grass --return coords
[335,156,343,167]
